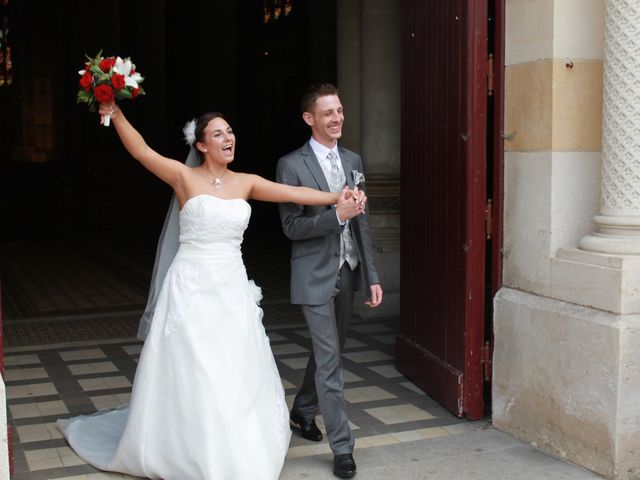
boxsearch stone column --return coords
[361,0,401,176]
[337,0,362,152]
[337,0,401,318]
[580,0,640,254]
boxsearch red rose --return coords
[111,73,125,90]
[79,71,93,92]
[94,83,114,103]
[131,87,140,99]
[99,57,116,72]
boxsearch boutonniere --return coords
[352,170,365,186]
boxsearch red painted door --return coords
[397,0,489,420]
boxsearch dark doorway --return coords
[0,0,336,336]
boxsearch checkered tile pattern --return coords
[0,232,294,325]
[5,319,484,479]
[0,240,151,321]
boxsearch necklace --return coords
[209,170,228,190]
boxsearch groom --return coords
[276,83,383,478]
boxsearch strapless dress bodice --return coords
[177,194,251,259]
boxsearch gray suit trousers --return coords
[293,263,357,455]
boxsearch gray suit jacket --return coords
[276,141,381,305]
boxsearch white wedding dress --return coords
[58,194,291,479]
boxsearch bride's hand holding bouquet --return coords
[98,102,118,122]
[77,51,145,126]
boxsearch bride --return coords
[57,102,367,480]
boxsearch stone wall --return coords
[493,1,640,478]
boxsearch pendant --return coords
[212,177,222,189]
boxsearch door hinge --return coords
[481,340,493,382]
[484,199,493,240]
[487,53,495,97]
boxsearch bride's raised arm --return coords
[99,103,187,190]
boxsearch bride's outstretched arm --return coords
[246,174,362,206]
[98,103,187,189]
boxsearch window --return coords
[0,0,12,87]
[263,0,293,24]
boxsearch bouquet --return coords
[77,51,145,126]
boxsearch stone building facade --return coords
[1,1,639,479]
[493,1,640,478]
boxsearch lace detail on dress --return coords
[163,263,211,337]
[163,267,261,337]
[273,371,292,451]
[179,196,250,246]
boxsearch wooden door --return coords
[397,0,488,420]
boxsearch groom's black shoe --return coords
[289,410,323,442]
[333,454,357,478]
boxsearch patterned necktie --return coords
[326,150,346,192]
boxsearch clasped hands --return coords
[337,186,367,223]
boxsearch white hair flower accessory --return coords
[183,119,196,146]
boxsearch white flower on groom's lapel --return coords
[352,170,365,186]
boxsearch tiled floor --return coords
[0,239,151,321]
[1,230,303,349]
[1,233,486,479]
[5,318,486,480]
[0,230,293,325]
[0,232,303,350]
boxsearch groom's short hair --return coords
[301,83,340,114]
